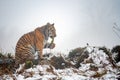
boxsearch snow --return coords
[79,63,90,71]
[116,62,120,66]
[1,46,120,80]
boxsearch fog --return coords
[0,0,120,53]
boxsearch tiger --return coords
[15,23,56,67]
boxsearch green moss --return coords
[25,61,33,69]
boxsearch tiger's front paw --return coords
[49,43,55,49]
[38,55,44,60]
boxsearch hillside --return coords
[0,45,120,80]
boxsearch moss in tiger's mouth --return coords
[51,37,54,44]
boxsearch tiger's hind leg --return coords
[15,47,35,67]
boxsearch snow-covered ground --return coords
[1,46,120,80]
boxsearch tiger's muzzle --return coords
[50,34,56,39]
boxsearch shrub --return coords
[0,52,15,75]
[99,46,110,55]
[50,56,73,69]
[68,47,89,68]
[68,47,85,61]
[111,45,120,63]
[0,52,5,58]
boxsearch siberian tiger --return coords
[15,23,56,67]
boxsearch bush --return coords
[68,47,85,61]
[50,56,73,69]
[112,45,120,63]
[0,53,5,58]
[68,47,89,68]
[99,46,110,55]
[0,52,15,75]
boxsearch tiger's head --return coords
[46,23,56,39]
[35,23,56,40]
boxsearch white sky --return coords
[0,0,120,53]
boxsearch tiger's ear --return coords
[47,22,50,25]
[52,23,54,26]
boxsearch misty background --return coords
[0,0,120,54]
